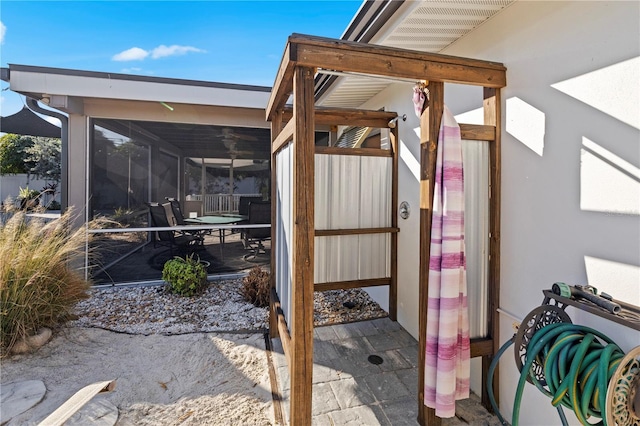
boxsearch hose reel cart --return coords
[488,282,640,426]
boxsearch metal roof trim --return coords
[7,64,272,93]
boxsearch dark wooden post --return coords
[482,87,502,411]
[290,65,315,425]
[390,125,399,321]
[418,81,444,426]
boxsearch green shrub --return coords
[0,210,93,355]
[162,254,208,297]
[47,200,62,211]
[240,267,271,308]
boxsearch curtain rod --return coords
[316,68,425,85]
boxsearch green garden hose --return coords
[488,321,626,426]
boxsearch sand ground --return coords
[1,328,275,425]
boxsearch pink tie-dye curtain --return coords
[423,105,470,418]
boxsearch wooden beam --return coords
[289,65,316,425]
[314,227,398,237]
[314,278,390,292]
[460,123,496,141]
[291,33,506,72]
[418,81,444,426]
[315,146,393,157]
[390,125,399,321]
[272,118,295,155]
[266,42,295,121]
[484,87,502,413]
[289,34,506,88]
[271,289,292,366]
[283,106,397,128]
[470,338,494,358]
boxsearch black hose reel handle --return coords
[552,282,622,315]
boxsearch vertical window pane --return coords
[92,124,149,222]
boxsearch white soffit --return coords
[319,0,514,108]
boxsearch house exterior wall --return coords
[441,2,639,423]
[82,99,269,129]
[67,113,89,222]
[359,84,422,338]
[362,1,639,423]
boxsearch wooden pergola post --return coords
[390,125,399,321]
[417,81,444,426]
[482,87,502,411]
[289,65,316,424]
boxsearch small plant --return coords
[47,200,62,211]
[111,207,135,226]
[162,254,208,297]
[0,209,94,355]
[240,266,270,308]
[17,187,41,210]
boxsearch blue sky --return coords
[0,1,361,117]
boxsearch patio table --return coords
[183,215,248,258]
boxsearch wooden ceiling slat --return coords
[282,106,397,127]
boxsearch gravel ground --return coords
[70,278,388,335]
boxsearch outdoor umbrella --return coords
[0,106,61,138]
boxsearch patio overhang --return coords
[316,0,515,108]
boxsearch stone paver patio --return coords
[271,318,501,425]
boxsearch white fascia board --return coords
[9,70,271,110]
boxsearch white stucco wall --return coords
[361,1,639,424]
[358,83,423,338]
[0,174,61,206]
[441,2,640,423]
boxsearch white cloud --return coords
[112,44,205,62]
[0,21,6,44]
[151,45,205,59]
[112,47,149,61]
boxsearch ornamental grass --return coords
[0,210,95,355]
[240,266,271,308]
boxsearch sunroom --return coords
[1,65,277,283]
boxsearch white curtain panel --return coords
[275,144,293,328]
[462,140,490,339]
[314,154,392,284]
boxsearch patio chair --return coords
[165,197,188,225]
[238,196,263,216]
[236,196,263,238]
[242,201,271,261]
[147,203,201,255]
[165,198,208,240]
[164,198,207,242]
